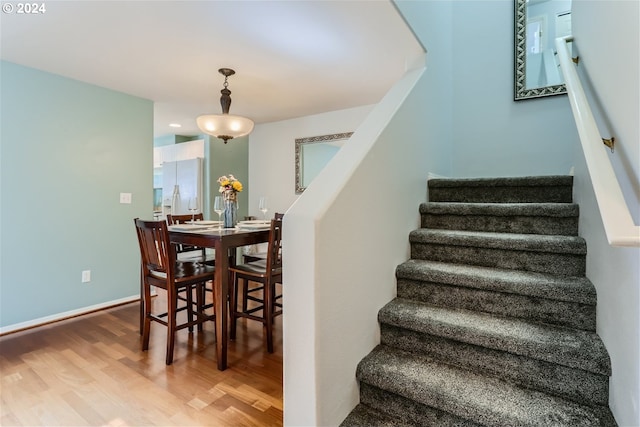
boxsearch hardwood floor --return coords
[0,292,283,426]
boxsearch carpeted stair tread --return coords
[396,259,596,305]
[428,176,574,203]
[380,324,610,407]
[409,229,586,254]
[357,345,615,427]
[350,383,484,427]
[428,175,573,188]
[340,403,410,427]
[378,298,611,375]
[420,202,579,217]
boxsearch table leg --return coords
[214,241,228,370]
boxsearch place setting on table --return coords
[168,189,271,234]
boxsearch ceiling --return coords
[0,0,423,137]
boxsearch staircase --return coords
[341,176,617,427]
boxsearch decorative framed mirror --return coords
[295,132,353,194]
[514,0,572,100]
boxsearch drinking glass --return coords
[258,196,268,220]
[188,197,199,223]
[214,196,224,229]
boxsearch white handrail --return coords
[556,36,640,247]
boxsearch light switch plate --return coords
[119,193,132,204]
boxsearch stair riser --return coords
[421,213,578,236]
[428,186,573,204]
[358,383,481,427]
[397,279,596,331]
[410,243,586,276]
[380,324,610,407]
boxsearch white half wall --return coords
[283,48,453,424]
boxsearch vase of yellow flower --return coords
[217,174,243,228]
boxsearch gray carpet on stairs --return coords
[353,346,616,427]
[340,176,617,427]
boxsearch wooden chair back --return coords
[135,218,174,280]
[266,218,283,274]
[166,213,207,257]
[166,213,204,225]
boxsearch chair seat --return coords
[232,260,282,276]
[149,262,214,281]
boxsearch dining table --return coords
[168,224,270,370]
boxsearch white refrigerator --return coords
[161,158,203,216]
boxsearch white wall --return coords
[571,1,640,425]
[247,105,373,218]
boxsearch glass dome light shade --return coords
[196,114,255,143]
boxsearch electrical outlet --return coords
[82,270,91,283]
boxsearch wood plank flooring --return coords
[0,293,283,426]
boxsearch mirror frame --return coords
[514,0,567,100]
[295,132,353,194]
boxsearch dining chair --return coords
[166,213,217,311]
[134,218,216,365]
[166,213,215,265]
[242,212,284,263]
[240,212,284,314]
[229,216,283,353]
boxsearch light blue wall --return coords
[449,0,577,178]
[399,0,577,178]
[395,0,454,176]
[205,135,249,220]
[0,61,153,328]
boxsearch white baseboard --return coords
[427,172,448,180]
[0,294,141,336]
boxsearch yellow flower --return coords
[217,174,242,193]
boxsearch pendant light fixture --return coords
[196,68,254,144]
